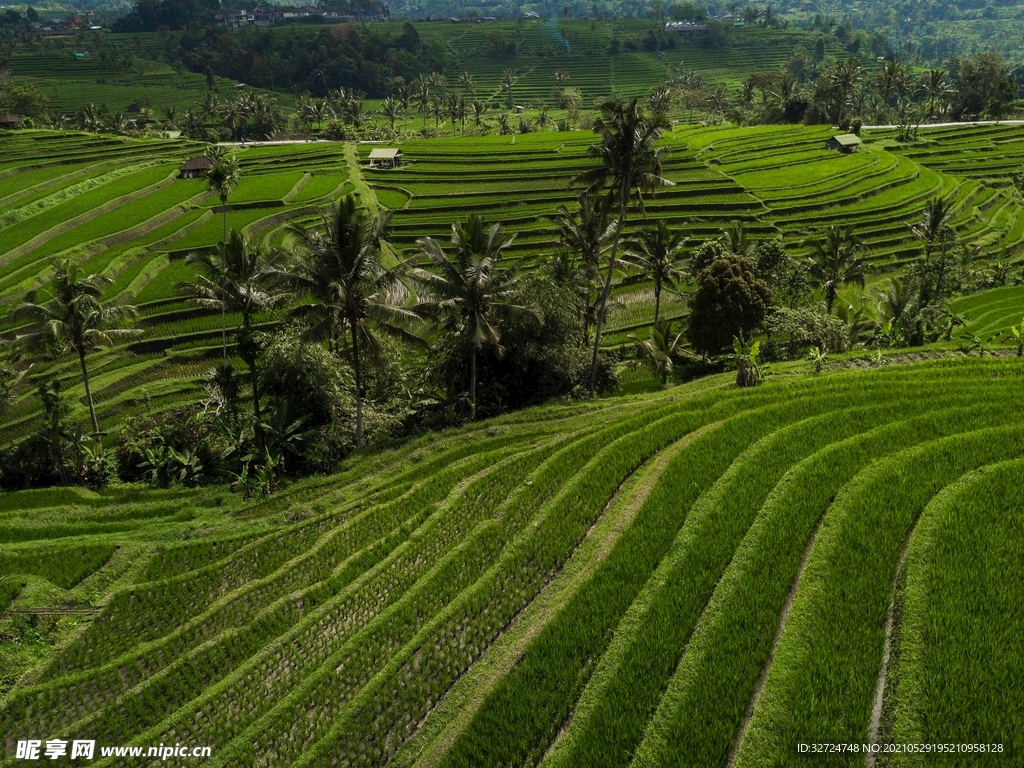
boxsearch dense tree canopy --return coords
[687,254,771,355]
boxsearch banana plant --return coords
[1008,317,1024,356]
[807,345,827,374]
[732,334,767,387]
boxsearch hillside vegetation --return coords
[1,356,1022,765]
[3,123,1024,444]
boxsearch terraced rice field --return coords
[4,124,1024,441]
[950,284,1024,339]
[0,132,353,444]
[1,356,1022,766]
[4,45,285,116]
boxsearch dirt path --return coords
[343,143,381,217]
[725,509,828,768]
[406,427,712,768]
[865,523,916,768]
[863,119,1024,130]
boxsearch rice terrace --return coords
[1,1,1024,766]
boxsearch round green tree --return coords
[686,255,771,356]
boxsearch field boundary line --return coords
[725,506,827,768]
[97,192,210,254]
[865,495,929,767]
[0,169,175,270]
[405,425,716,768]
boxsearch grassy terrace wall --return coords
[0,357,1022,766]
[2,124,1024,442]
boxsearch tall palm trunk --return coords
[350,321,364,449]
[242,314,265,452]
[221,199,228,362]
[654,278,662,323]
[589,190,628,395]
[470,345,477,421]
[78,346,100,436]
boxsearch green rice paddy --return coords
[1,357,1022,766]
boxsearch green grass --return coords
[1,358,1023,766]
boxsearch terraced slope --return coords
[950,284,1024,339]
[691,124,1024,271]
[4,126,1024,441]
[1,357,1022,767]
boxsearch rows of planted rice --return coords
[1,357,1021,766]
[691,124,1024,269]
[950,284,1024,339]
[4,124,1024,442]
[0,133,354,443]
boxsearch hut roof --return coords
[179,156,214,172]
[830,133,862,147]
[368,148,401,160]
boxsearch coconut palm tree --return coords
[472,99,489,127]
[571,96,674,393]
[720,220,755,258]
[14,258,140,436]
[411,214,537,420]
[623,220,688,322]
[628,317,686,385]
[919,68,956,120]
[877,276,914,344]
[911,196,953,259]
[381,96,402,131]
[830,57,862,125]
[502,68,518,109]
[284,195,420,448]
[555,193,614,341]
[176,230,285,450]
[204,155,242,360]
[877,59,907,107]
[803,225,867,314]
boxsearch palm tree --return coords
[15,259,140,436]
[877,59,907,107]
[623,220,688,322]
[555,193,614,341]
[571,97,674,393]
[919,68,956,120]
[553,69,570,95]
[411,214,536,420]
[458,72,475,96]
[720,220,755,258]
[910,196,953,259]
[877,277,913,344]
[176,230,285,450]
[803,225,867,314]
[381,96,402,131]
[204,156,242,360]
[830,58,862,125]
[414,75,431,124]
[628,317,685,385]
[472,100,489,127]
[502,69,518,109]
[284,195,420,448]
[219,98,246,140]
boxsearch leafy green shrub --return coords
[687,255,771,356]
[762,306,848,360]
